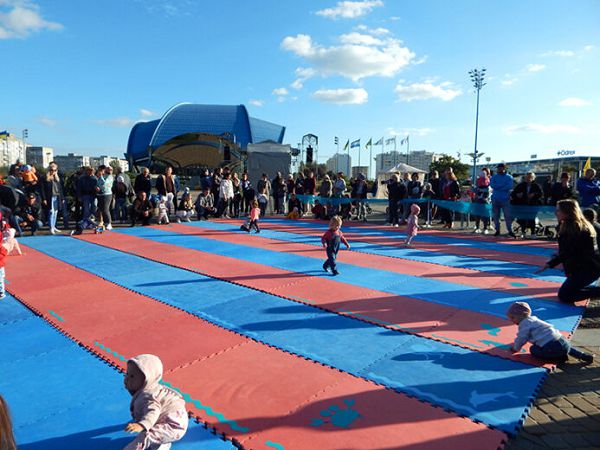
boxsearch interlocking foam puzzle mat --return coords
[0,219,586,449]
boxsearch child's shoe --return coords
[332,269,340,276]
[580,353,594,364]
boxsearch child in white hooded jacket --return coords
[124,354,188,450]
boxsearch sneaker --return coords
[494,230,500,237]
[394,224,399,227]
[0,294,6,300]
[483,229,490,235]
[106,223,113,230]
[580,353,594,364]
[332,270,340,276]
[176,217,181,224]
[474,229,482,234]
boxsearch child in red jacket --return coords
[321,215,350,276]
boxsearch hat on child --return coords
[508,301,531,317]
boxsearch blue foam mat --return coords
[116,225,580,332]
[19,235,547,433]
[191,219,566,283]
[0,293,35,324]
[0,298,235,450]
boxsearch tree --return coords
[429,154,471,181]
[300,162,328,179]
[109,159,122,171]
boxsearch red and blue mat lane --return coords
[6,246,507,450]
[77,226,558,368]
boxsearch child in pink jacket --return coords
[403,204,420,247]
[124,354,188,450]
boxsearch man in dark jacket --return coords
[77,166,98,220]
[134,167,152,197]
[13,193,43,236]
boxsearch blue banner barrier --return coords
[295,195,557,221]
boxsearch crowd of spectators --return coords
[1,158,600,240]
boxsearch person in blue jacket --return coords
[490,163,516,237]
[576,168,600,208]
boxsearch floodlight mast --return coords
[469,68,486,183]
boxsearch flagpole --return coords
[369,142,372,180]
[406,135,410,164]
[358,143,361,171]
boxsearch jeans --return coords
[81,195,96,221]
[48,196,60,229]
[492,198,512,233]
[323,235,341,272]
[558,271,600,303]
[114,197,128,222]
[388,199,399,225]
[97,195,112,225]
[530,336,589,361]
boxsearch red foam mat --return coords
[180,221,560,300]
[78,231,546,366]
[8,244,506,449]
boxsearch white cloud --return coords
[272,87,289,96]
[37,116,57,127]
[248,99,265,107]
[526,63,546,72]
[316,0,383,19]
[281,33,415,81]
[93,117,134,127]
[501,74,518,86]
[541,50,575,57]
[387,127,434,137]
[0,1,62,39]
[340,32,383,46]
[139,108,156,118]
[394,81,461,102]
[290,79,303,90]
[312,88,368,104]
[505,124,581,134]
[355,24,389,35]
[584,45,594,51]
[558,97,591,107]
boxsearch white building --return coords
[375,151,403,173]
[89,155,129,172]
[26,146,54,169]
[0,132,27,167]
[351,166,369,179]
[326,153,351,176]
[54,153,90,173]
[406,150,442,172]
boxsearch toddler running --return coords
[404,204,420,247]
[321,215,350,276]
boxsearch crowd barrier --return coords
[295,194,559,221]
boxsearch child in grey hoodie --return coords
[124,354,188,450]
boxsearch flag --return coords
[334,136,339,145]
[350,139,360,149]
[366,138,372,148]
[583,157,592,172]
[400,136,409,146]
[385,137,396,146]
[374,137,383,146]
[343,139,349,151]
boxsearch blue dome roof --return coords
[126,103,285,165]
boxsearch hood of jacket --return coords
[129,354,163,391]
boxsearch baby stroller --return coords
[513,216,556,239]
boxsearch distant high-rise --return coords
[0,132,26,167]
[26,146,54,169]
[326,153,351,176]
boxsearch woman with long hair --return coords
[441,169,460,228]
[0,395,17,450]
[537,198,600,302]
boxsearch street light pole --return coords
[469,68,486,183]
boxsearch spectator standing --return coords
[354,173,368,221]
[319,174,333,198]
[549,172,574,206]
[77,166,98,221]
[211,167,223,203]
[241,172,254,215]
[218,172,234,218]
[257,173,272,215]
[134,167,152,197]
[490,163,515,237]
[155,166,177,215]
[286,174,296,201]
[440,168,460,229]
[303,171,317,214]
[40,162,68,234]
[386,174,404,227]
[511,171,543,236]
[472,168,492,234]
[200,169,212,191]
[232,172,242,217]
[577,168,600,208]
[96,166,114,230]
[272,172,287,214]
[112,174,130,223]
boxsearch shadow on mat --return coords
[19,424,129,450]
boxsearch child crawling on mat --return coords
[321,215,350,276]
[124,354,188,450]
[507,301,593,363]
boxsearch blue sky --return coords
[1,0,599,166]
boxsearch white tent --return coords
[387,162,427,174]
